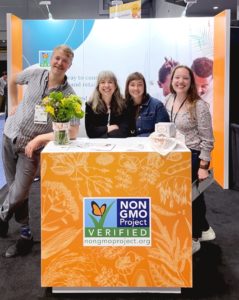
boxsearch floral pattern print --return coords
[41,151,192,288]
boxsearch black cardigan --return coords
[85,102,130,138]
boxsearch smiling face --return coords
[50,49,72,77]
[98,77,116,102]
[128,79,145,104]
[171,67,191,96]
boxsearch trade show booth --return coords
[6,11,230,292]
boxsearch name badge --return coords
[34,105,48,124]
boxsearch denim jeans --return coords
[191,149,209,238]
[0,135,40,225]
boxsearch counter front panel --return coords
[41,139,192,289]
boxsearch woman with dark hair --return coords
[125,72,169,137]
[165,65,215,254]
[85,70,129,138]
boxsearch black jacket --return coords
[85,102,130,138]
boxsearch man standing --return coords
[0,45,79,257]
[0,71,7,112]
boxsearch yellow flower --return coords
[42,96,49,105]
[45,105,55,116]
[75,103,82,113]
[41,91,84,122]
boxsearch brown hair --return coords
[170,65,200,101]
[53,44,74,61]
[158,57,179,83]
[191,57,213,78]
[88,70,125,115]
[125,72,147,102]
[170,65,201,116]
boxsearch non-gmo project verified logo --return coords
[83,197,151,247]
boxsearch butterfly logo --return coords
[91,201,106,217]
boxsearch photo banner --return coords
[21,18,214,110]
[11,16,231,188]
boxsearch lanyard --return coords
[40,70,50,99]
[170,95,187,123]
[41,79,49,99]
[41,70,63,99]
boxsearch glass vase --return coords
[52,121,70,145]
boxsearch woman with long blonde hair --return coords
[85,70,129,138]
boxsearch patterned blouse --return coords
[165,93,214,161]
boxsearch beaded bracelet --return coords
[199,164,209,170]
[199,160,210,170]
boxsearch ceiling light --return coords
[111,0,123,5]
[213,6,219,10]
[48,12,53,19]
[181,0,197,17]
[39,1,53,19]
[184,0,197,3]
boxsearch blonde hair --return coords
[88,70,125,115]
[53,44,74,61]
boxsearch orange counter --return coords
[41,137,192,293]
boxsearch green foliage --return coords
[42,91,84,122]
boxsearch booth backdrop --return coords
[7,13,230,187]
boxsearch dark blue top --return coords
[128,94,170,137]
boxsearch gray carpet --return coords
[0,180,239,300]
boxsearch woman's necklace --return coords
[105,103,111,125]
[170,95,187,123]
